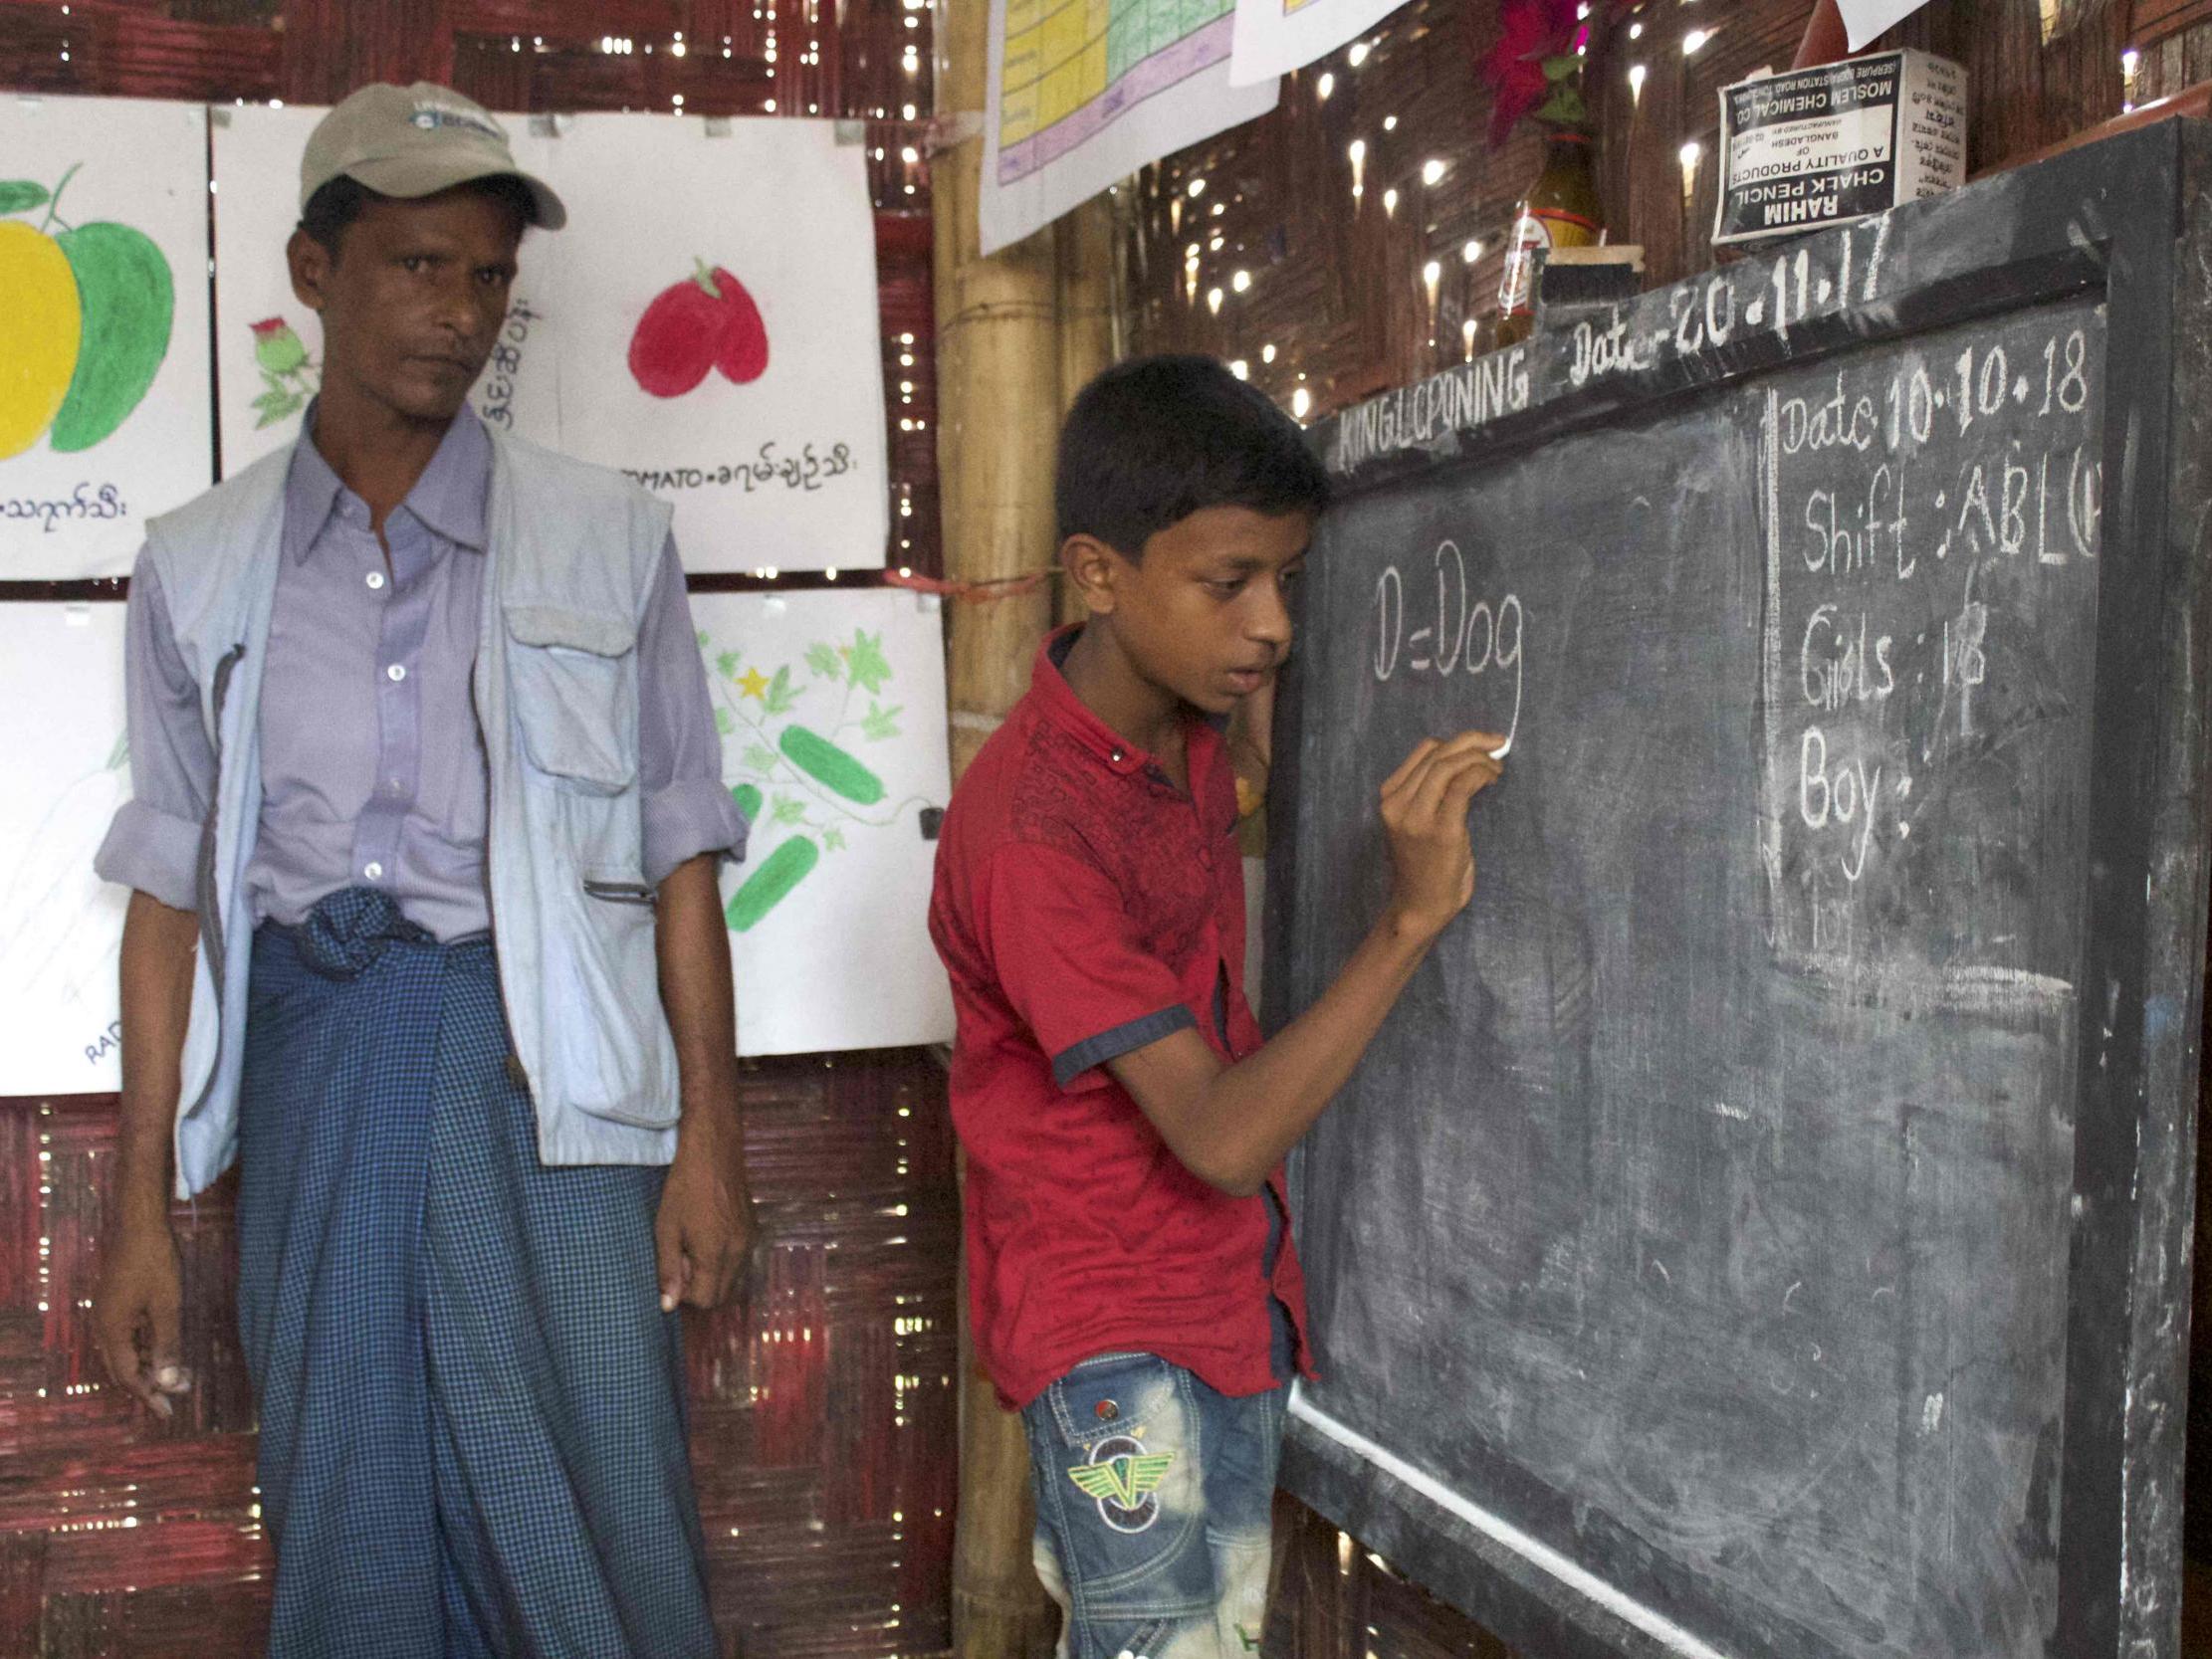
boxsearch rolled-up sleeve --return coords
[94,551,212,912]
[985,843,1197,1092]
[637,533,749,886]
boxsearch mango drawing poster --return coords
[690,588,953,1055]
[0,97,212,580]
[0,602,130,1097]
[212,104,562,477]
[527,116,890,574]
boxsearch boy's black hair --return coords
[1056,354,1332,557]
[299,173,537,262]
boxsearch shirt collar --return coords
[1027,624,1224,781]
[283,402,492,564]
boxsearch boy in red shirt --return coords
[929,356,1503,1659]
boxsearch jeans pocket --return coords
[1025,1354,1212,1614]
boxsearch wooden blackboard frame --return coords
[1263,119,2212,1659]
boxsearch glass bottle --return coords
[1494,127,1603,347]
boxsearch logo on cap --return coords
[409,101,504,140]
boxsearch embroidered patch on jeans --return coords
[1067,1432,1175,1534]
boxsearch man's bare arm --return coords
[94,891,200,1414]
[652,853,757,1311]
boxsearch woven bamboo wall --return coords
[1124,0,2212,421]
[0,4,951,1654]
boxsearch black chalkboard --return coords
[1264,121,2212,1659]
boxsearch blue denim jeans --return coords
[1022,1348,1287,1659]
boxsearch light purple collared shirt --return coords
[97,409,747,940]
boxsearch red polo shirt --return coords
[929,627,1313,1408]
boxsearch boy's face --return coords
[1083,505,1310,718]
[287,186,524,427]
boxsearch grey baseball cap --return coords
[300,82,565,230]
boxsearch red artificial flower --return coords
[1479,0,1613,147]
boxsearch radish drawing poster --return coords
[0,602,131,1097]
[0,97,213,579]
[525,116,889,573]
[690,588,953,1055]
[212,104,562,477]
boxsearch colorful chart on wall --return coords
[0,97,213,580]
[981,0,1278,255]
[211,104,562,479]
[1226,0,1411,86]
[214,107,886,572]
[0,602,130,1098]
[690,587,953,1056]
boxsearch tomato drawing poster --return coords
[215,108,887,572]
[690,588,953,1055]
[0,97,212,579]
[212,104,562,478]
[526,115,890,573]
[0,603,131,1096]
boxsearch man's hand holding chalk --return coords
[1378,729,1507,939]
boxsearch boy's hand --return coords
[1379,731,1506,939]
[95,1215,192,1418]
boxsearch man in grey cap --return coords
[93,82,748,1657]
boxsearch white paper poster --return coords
[0,602,130,1098]
[211,104,562,480]
[1227,0,1410,87]
[209,104,322,475]
[213,106,888,574]
[0,97,213,579]
[1838,0,1935,49]
[689,587,954,1056]
[982,0,1278,255]
[519,115,889,574]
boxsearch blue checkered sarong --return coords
[234,888,718,1658]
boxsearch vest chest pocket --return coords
[506,604,639,795]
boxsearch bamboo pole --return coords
[936,0,1064,1650]
[1053,196,1119,624]
[936,0,1061,783]
[1056,195,1118,406]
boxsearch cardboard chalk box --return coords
[1713,51,1966,247]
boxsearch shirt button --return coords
[365,570,386,591]
[1109,746,1126,763]
[363,861,384,881]
[385,663,407,683]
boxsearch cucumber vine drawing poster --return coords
[0,97,212,579]
[690,588,953,1055]
[0,603,131,1096]
[213,106,888,573]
